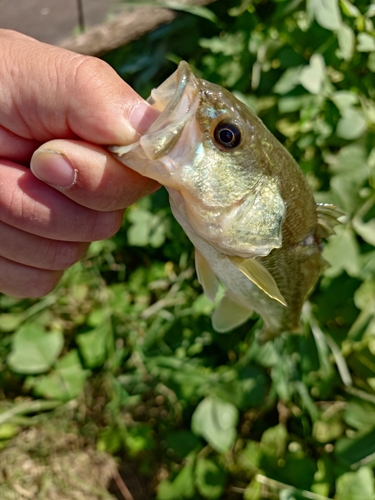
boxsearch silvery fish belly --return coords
[111,61,342,341]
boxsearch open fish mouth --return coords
[138,61,200,160]
[111,62,200,164]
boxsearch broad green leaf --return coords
[336,108,367,140]
[331,91,358,111]
[274,67,302,94]
[195,458,226,499]
[7,323,64,375]
[191,396,238,453]
[336,24,355,60]
[299,54,326,94]
[323,226,361,278]
[335,467,375,500]
[335,428,375,466]
[32,350,90,401]
[261,424,288,458]
[307,0,342,30]
[76,324,111,368]
[357,33,375,52]
[345,400,375,433]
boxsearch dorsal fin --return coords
[316,203,345,238]
[228,256,287,306]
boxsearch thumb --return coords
[0,29,158,145]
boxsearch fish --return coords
[111,61,342,341]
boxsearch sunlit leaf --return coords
[357,33,375,52]
[307,0,342,30]
[336,24,355,60]
[32,350,90,401]
[335,467,375,500]
[191,396,238,453]
[299,54,326,94]
[323,226,361,278]
[336,108,367,140]
[7,324,64,375]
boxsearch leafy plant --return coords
[1,0,375,498]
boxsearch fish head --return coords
[112,61,285,258]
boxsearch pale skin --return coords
[0,30,159,297]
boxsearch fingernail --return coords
[31,149,76,188]
[129,102,160,135]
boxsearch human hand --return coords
[0,30,159,298]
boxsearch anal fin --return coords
[212,291,253,333]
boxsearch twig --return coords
[77,0,85,32]
[60,0,216,56]
[255,474,331,500]
[113,470,135,500]
[0,399,62,426]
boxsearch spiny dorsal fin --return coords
[195,249,219,302]
[228,256,287,306]
[212,291,253,333]
[316,203,345,238]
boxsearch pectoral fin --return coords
[228,256,287,306]
[212,291,253,333]
[195,249,219,302]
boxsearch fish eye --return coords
[213,122,241,149]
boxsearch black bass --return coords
[111,62,341,340]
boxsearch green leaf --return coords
[335,467,375,500]
[336,24,355,60]
[336,108,367,140]
[165,431,201,459]
[344,400,375,433]
[76,324,111,368]
[261,424,289,457]
[0,313,22,333]
[357,33,375,52]
[32,350,90,401]
[127,207,168,248]
[335,428,375,466]
[274,67,302,94]
[195,458,226,499]
[7,323,64,375]
[307,0,342,30]
[191,396,238,453]
[323,225,361,278]
[299,54,326,94]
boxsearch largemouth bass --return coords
[111,62,341,340]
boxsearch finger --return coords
[0,160,124,241]
[30,140,159,211]
[0,255,63,298]
[0,125,41,163]
[0,220,89,270]
[0,30,159,145]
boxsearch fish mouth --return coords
[139,61,200,160]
